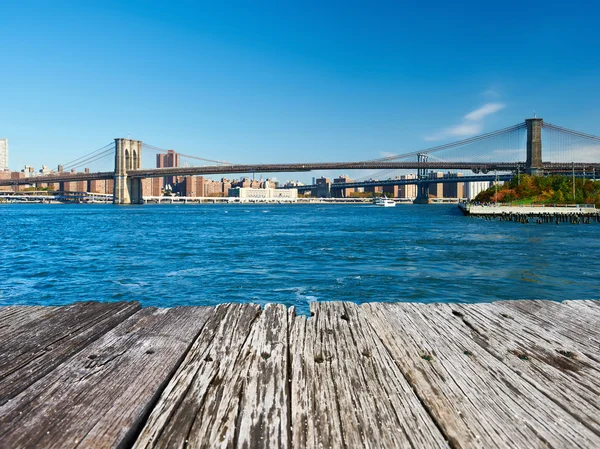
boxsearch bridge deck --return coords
[0,300,598,448]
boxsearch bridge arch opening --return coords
[133,150,138,170]
[125,149,131,171]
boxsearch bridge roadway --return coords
[1,161,600,187]
[293,174,515,192]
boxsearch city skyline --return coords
[2,1,600,183]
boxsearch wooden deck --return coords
[0,300,598,448]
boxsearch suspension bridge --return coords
[1,118,600,203]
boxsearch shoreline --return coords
[1,197,464,205]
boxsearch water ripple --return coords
[1,203,599,315]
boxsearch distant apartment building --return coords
[156,150,180,186]
[443,172,465,199]
[90,179,114,194]
[60,169,79,192]
[364,185,383,195]
[283,180,305,187]
[182,176,206,197]
[39,165,53,175]
[142,177,165,197]
[156,149,180,168]
[0,139,7,171]
[464,181,492,200]
[313,177,332,198]
[0,169,11,191]
[204,178,231,197]
[399,173,417,199]
[21,165,35,177]
[231,177,263,189]
[382,184,399,198]
[333,175,354,198]
[427,172,444,198]
[9,171,26,191]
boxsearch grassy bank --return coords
[475,174,600,207]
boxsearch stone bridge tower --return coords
[114,138,143,204]
[526,118,543,175]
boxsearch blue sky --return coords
[1,0,599,180]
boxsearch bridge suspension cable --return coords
[370,122,526,162]
[142,143,233,165]
[65,149,115,171]
[543,122,600,142]
[354,123,526,182]
[58,142,116,172]
[542,122,600,163]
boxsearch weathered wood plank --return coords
[562,299,600,321]
[500,300,600,355]
[0,301,140,405]
[231,303,290,449]
[0,306,212,449]
[0,306,57,338]
[132,303,264,449]
[290,302,448,449]
[361,302,600,449]
[448,302,600,434]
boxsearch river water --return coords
[1,203,598,314]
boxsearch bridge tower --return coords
[114,138,143,204]
[526,118,543,175]
[413,153,431,204]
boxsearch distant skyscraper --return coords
[156,149,180,186]
[0,138,7,170]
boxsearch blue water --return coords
[1,204,599,315]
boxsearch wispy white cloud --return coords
[379,151,396,159]
[465,103,505,121]
[425,123,483,142]
[425,102,505,142]
[448,123,483,136]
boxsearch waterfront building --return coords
[443,172,465,199]
[364,185,383,195]
[204,178,231,197]
[142,177,165,197]
[90,179,114,194]
[61,169,78,192]
[0,169,11,191]
[312,177,331,198]
[0,139,7,170]
[427,172,444,198]
[228,184,297,202]
[382,184,399,198]
[399,173,417,199]
[464,181,492,200]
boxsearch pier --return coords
[0,300,598,448]
[459,202,600,222]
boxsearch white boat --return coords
[374,198,396,207]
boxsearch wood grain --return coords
[0,306,57,338]
[132,303,263,449]
[290,301,448,449]
[0,306,212,449]
[451,302,600,434]
[0,301,140,405]
[361,301,600,449]
[0,300,598,449]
